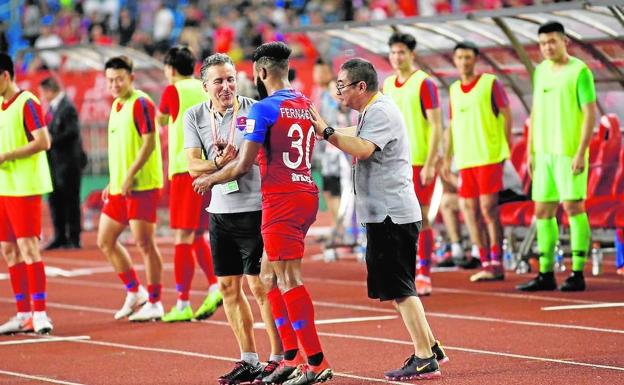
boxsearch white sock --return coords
[451,243,464,258]
[176,300,190,311]
[208,283,219,293]
[17,312,31,320]
[269,354,284,363]
[241,352,260,366]
[33,311,47,319]
[471,244,480,259]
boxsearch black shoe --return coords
[253,361,280,385]
[384,354,441,381]
[44,238,68,250]
[559,271,586,292]
[66,240,82,249]
[436,258,455,268]
[432,340,449,364]
[516,272,557,292]
[457,257,481,270]
[219,361,262,385]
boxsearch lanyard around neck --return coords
[209,98,239,150]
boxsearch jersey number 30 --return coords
[283,123,314,169]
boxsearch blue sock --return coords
[616,229,624,269]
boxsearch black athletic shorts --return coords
[322,176,341,197]
[209,211,263,276]
[365,216,421,301]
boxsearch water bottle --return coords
[515,259,530,274]
[591,242,603,276]
[502,239,514,271]
[434,235,446,264]
[554,242,566,272]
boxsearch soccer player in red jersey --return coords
[193,42,332,385]
[0,53,53,334]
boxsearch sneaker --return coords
[416,275,432,296]
[128,301,164,322]
[516,272,557,292]
[283,359,333,385]
[432,340,449,364]
[194,290,223,320]
[263,353,305,384]
[0,314,33,334]
[384,354,441,381]
[114,287,149,320]
[469,264,504,282]
[33,312,53,334]
[253,360,280,384]
[219,361,262,385]
[162,305,194,322]
[457,257,481,270]
[436,258,455,268]
[559,271,586,292]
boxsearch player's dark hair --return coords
[252,42,291,75]
[538,21,565,35]
[340,58,378,92]
[104,55,133,73]
[453,41,480,56]
[40,76,61,92]
[388,33,417,51]
[163,45,196,76]
[0,52,14,79]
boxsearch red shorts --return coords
[0,195,42,242]
[412,166,436,206]
[170,173,211,230]
[102,189,160,225]
[262,192,318,261]
[458,162,503,199]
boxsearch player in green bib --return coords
[98,56,166,321]
[383,33,443,296]
[0,53,53,335]
[517,21,596,292]
[156,46,222,322]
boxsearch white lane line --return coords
[71,339,410,385]
[318,332,624,372]
[0,335,90,346]
[0,369,84,385]
[3,296,623,335]
[305,277,601,305]
[542,302,624,311]
[254,315,398,328]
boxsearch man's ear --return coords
[261,67,267,81]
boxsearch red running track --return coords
[0,213,623,384]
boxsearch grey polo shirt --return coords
[354,94,422,224]
[183,96,262,214]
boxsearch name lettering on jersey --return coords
[280,108,312,120]
[291,173,313,184]
[245,119,256,133]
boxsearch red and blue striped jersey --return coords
[244,89,318,195]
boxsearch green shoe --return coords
[194,291,223,320]
[161,305,194,322]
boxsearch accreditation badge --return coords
[220,180,240,194]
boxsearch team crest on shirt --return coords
[236,116,247,131]
[245,119,256,133]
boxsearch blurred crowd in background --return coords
[1,0,570,72]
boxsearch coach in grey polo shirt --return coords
[310,58,444,380]
[184,53,283,380]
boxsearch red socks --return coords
[479,247,490,265]
[26,262,46,311]
[417,229,433,276]
[283,285,322,358]
[174,244,195,301]
[193,234,218,286]
[118,268,140,293]
[8,262,30,313]
[148,284,162,303]
[267,287,299,353]
[490,244,501,263]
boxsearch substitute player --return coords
[383,33,442,296]
[0,53,53,334]
[443,41,512,282]
[517,21,596,292]
[98,56,165,321]
[194,42,332,385]
[156,46,222,322]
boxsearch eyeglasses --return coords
[335,81,359,95]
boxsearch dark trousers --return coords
[49,167,82,244]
